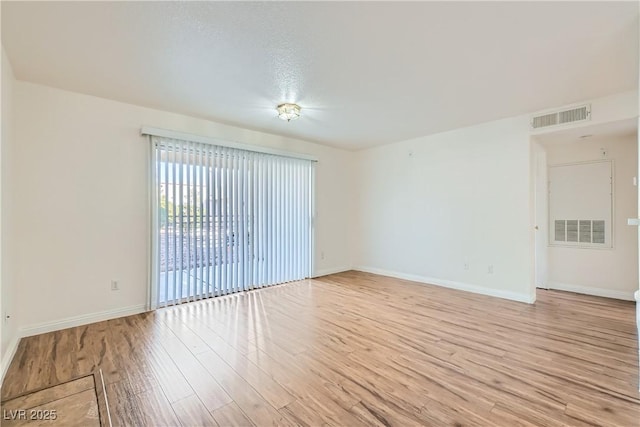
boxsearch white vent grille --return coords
[559,106,589,124]
[554,219,605,244]
[533,113,558,129]
[531,104,590,129]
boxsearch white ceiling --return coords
[2,1,638,150]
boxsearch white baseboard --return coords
[1,303,147,389]
[547,282,636,301]
[313,266,352,278]
[354,266,535,304]
[20,304,148,338]
[1,335,21,388]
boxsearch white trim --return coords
[354,266,535,304]
[141,126,318,162]
[148,135,158,310]
[313,267,352,278]
[0,335,21,387]
[634,290,639,329]
[20,304,148,338]
[547,281,636,301]
[309,164,317,279]
[1,303,147,388]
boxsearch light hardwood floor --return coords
[2,271,639,426]
[1,372,109,426]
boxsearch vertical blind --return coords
[151,136,314,308]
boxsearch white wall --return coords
[352,91,637,304]
[545,134,638,300]
[353,115,536,303]
[11,81,354,334]
[4,82,637,353]
[1,47,18,378]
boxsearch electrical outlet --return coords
[488,265,494,274]
[111,280,120,291]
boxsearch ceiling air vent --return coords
[531,104,591,130]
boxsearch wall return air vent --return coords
[531,104,591,130]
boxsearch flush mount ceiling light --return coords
[277,103,301,122]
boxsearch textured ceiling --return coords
[2,1,638,149]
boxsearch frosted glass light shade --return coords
[277,103,301,121]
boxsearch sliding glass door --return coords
[150,136,314,308]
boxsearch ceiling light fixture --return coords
[277,103,301,122]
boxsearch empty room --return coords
[1,1,639,426]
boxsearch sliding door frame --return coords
[144,128,317,310]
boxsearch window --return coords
[150,136,314,308]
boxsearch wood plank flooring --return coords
[1,372,108,426]
[2,271,639,426]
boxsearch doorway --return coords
[533,119,638,301]
[150,135,315,308]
